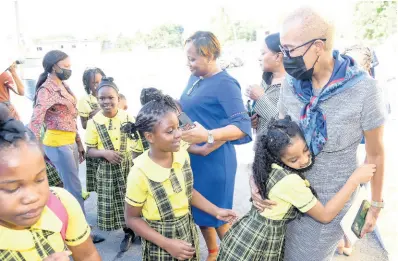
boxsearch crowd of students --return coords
[0,5,387,261]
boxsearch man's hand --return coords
[245,84,265,101]
[360,206,380,238]
[249,175,277,212]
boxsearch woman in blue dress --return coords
[180,31,252,261]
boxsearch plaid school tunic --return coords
[217,168,302,261]
[0,188,90,261]
[45,160,63,187]
[78,95,100,192]
[94,121,132,231]
[126,149,200,261]
[141,162,200,261]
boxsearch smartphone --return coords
[178,112,195,130]
[351,200,371,238]
[246,100,254,117]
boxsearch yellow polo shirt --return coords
[261,164,317,220]
[125,149,191,220]
[77,94,98,118]
[85,109,143,152]
[0,187,90,260]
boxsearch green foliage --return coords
[354,1,397,44]
[111,24,184,50]
[145,24,184,49]
[210,7,258,44]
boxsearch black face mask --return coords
[55,65,72,81]
[282,42,319,80]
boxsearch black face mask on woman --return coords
[282,38,324,80]
[55,65,72,81]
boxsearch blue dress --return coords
[180,70,252,227]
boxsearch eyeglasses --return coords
[279,38,326,58]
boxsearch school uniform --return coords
[78,94,100,192]
[217,164,317,261]
[45,160,63,187]
[85,109,142,231]
[0,187,90,261]
[125,149,200,261]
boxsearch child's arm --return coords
[191,189,237,222]
[87,147,123,164]
[306,164,376,223]
[188,141,226,156]
[125,204,195,260]
[67,238,102,261]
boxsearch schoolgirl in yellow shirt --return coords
[0,110,100,261]
[123,93,237,261]
[85,77,142,252]
[217,116,375,261]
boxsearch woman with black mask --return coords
[29,50,85,212]
[245,33,286,135]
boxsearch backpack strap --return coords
[46,190,69,240]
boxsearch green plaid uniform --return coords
[94,121,133,231]
[141,161,200,261]
[85,157,99,192]
[0,230,69,261]
[45,160,63,187]
[0,190,68,261]
[217,168,299,261]
[85,102,100,192]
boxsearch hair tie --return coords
[0,118,27,143]
[121,122,139,140]
[98,77,119,92]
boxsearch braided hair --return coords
[253,116,317,200]
[82,67,106,95]
[140,87,163,106]
[121,92,177,144]
[0,104,37,151]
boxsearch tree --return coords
[354,1,397,44]
[146,24,184,49]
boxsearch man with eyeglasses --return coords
[250,6,386,261]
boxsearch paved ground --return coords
[81,115,396,261]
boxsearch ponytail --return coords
[33,71,49,106]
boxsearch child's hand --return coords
[351,164,376,185]
[164,239,195,260]
[43,251,72,261]
[102,150,123,164]
[216,208,238,224]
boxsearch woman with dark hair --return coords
[180,31,252,260]
[246,33,285,134]
[29,50,85,212]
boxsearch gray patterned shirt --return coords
[253,80,280,135]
